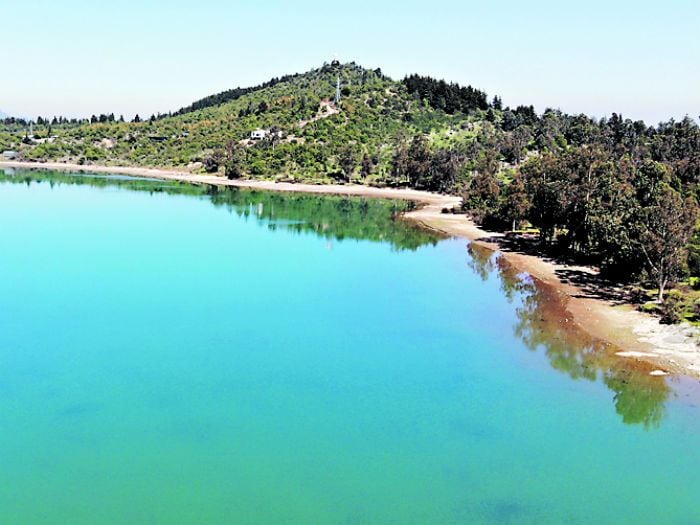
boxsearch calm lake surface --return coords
[1,168,699,525]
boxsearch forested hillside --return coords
[2,61,700,315]
[1,63,463,183]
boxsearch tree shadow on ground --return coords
[470,232,634,306]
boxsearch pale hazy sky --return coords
[2,0,698,124]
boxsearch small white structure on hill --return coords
[250,129,269,140]
[2,150,18,160]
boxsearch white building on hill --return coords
[250,129,268,140]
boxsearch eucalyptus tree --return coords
[634,182,698,301]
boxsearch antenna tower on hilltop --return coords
[334,76,342,105]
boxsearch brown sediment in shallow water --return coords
[2,159,700,379]
[406,201,700,380]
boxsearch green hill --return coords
[3,62,482,188]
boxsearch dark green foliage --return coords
[499,174,529,230]
[361,153,372,178]
[171,73,303,116]
[687,230,700,277]
[204,149,224,173]
[402,74,489,114]
[224,140,246,179]
[632,179,699,301]
[338,144,357,182]
[388,134,460,193]
[659,290,684,324]
[462,171,500,224]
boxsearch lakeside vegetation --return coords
[3,62,699,318]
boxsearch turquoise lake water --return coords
[0,168,699,525]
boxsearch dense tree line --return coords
[403,74,489,114]
[457,114,700,302]
[389,134,461,192]
[2,116,87,129]
[386,109,700,307]
[172,73,303,116]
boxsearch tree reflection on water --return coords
[467,242,670,429]
[0,168,442,251]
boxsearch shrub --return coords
[628,287,648,305]
[659,291,684,325]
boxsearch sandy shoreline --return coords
[2,159,700,379]
[0,160,449,204]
